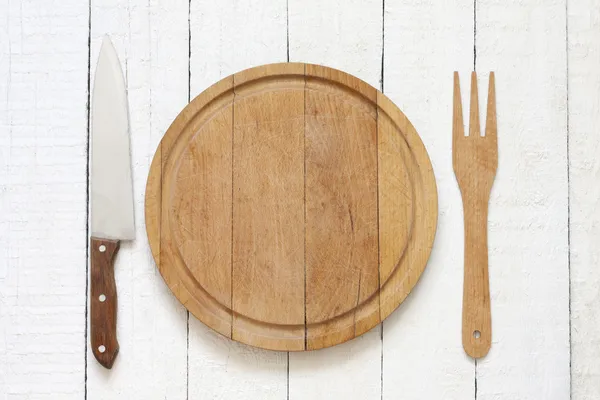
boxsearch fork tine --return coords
[485,72,497,142]
[453,72,464,145]
[469,71,480,137]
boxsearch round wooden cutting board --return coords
[145,63,437,351]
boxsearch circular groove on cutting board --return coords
[145,63,438,351]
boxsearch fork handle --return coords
[461,196,492,359]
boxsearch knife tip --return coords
[101,34,112,49]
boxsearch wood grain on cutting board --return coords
[145,63,438,353]
[286,2,385,398]
[304,65,380,349]
[232,66,306,349]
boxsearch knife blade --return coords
[90,35,134,369]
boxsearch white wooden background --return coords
[1,0,598,398]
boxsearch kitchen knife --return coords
[90,36,134,369]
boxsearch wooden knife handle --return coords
[461,197,492,359]
[90,237,120,369]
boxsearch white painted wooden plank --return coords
[190,0,288,96]
[568,1,600,398]
[87,0,188,398]
[381,1,475,399]
[187,1,288,399]
[289,333,382,400]
[288,0,383,89]
[0,15,8,396]
[287,1,382,399]
[476,1,570,398]
[0,0,88,398]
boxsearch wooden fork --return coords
[453,71,497,359]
